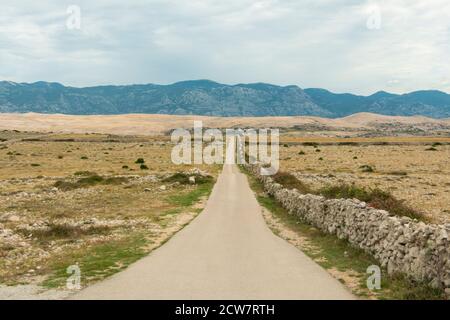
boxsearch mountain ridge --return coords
[1,80,449,118]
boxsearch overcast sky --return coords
[0,0,449,95]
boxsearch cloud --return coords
[0,0,449,94]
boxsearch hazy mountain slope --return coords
[305,88,450,118]
[1,80,449,118]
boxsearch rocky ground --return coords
[279,141,450,223]
[0,133,218,299]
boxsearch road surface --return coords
[72,163,354,300]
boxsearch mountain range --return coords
[0,80,449,118]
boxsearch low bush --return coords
[54,175,128,191]
[389,171,408,176]
[317,184,424,220]
[360,164,374,172]
[302,142,319,147]
[272,171,312,194]
[18,223,110,242]
[338,142,359,146]
[162,172,213,185]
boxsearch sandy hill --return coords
[0,112,449,136]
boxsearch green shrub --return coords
[81,156,88,160]
[298,151,306,155]
[140,164,149,170]
[389,171,408,176]
[17,223,110,242]
[272,171,312,193]
[162,172,213,185]
[338,142,359,146]
[318,184,424,220]
[302,142,319,147]
[54,175,128,191]
[360,165,374,172]
[135,158,145,164]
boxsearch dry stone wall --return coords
[246,164,450,293]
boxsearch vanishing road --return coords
[73,163,354,299]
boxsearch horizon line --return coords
[1,79,449,97]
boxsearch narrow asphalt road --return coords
[72,163,354,300]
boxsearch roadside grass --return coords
[167,182,214,207]
[240,165,444,300]
[41,180,215,289]
[43,234,149,288]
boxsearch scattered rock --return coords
[0,213,20,222]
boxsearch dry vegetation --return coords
[277,137,450,223]
[0,131,220,292]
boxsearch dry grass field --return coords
[0,113,449,298]
[278,137,450,223]
[0,131,220,294]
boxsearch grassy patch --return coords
[41,177,216,289]
[43,234,149,288]
[240,165,444,300]
[167,182,214,207]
